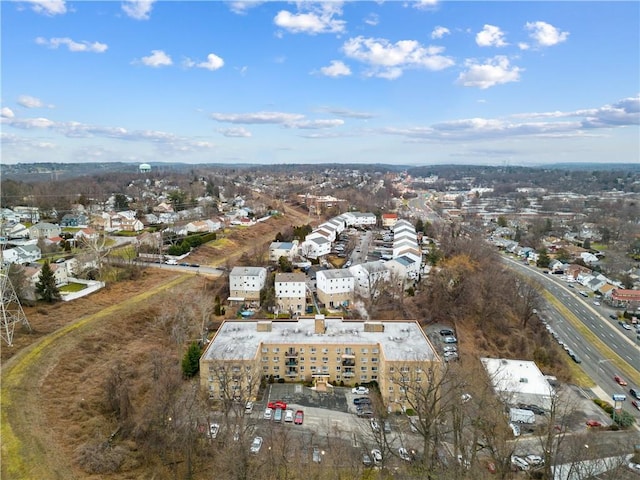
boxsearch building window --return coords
[299,357,305,362]
[322,357,328,363]
[361,357,368,363]
[310,366,317,371]
[336,348,341,354]
[360,375,368,381]
[361,348,368,353]
[273,347,280,353]
[371,375,378,381]
[300,348,305,353]
[262,357,268,362]
[273,366,280,371]
[310,347,316,353]
[336,366,341,371]
[300,366,305,371]
[360,366,367,371]
[389,367,395,373]
[322,348,328,354]
[388,386,394,392]
[371,366,378,372]
[371,357,378,363]
[372,348,379,354]
[273,357,279,362]
[261,347,268,353]
[263,366,269,372]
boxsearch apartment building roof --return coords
[275,272,306,283]
[203,317,438,363]
[230,266,266,277]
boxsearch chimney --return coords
[314,314,326,334]
[257,321,272,332]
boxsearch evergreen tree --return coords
[182,342,202,378]
[35,260,61,303]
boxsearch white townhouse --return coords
[321,217,346,235]
[343,212,377,228]
[385,255,420,282]
[2,244,42,265]
[229,266,268,305]
[301,236,331,260]
[269,240,299,263]
[316,269,355,309]
[186,219,221,233]
[349,261,390,299]
[274,272,307,315]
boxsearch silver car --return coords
[250,436,263,454]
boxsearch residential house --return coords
[60,213,89,228]
[154,202,174,213]
[185,219,221,233]
[1,244,42,265]
[0,208,20,225]
[74,228,100,243]
[28,222,61,240]
[349,261,390,298]
[5,223,30,239]
[316,269,355,309]
[385,255,419,282]
[269,241,299,263]
[300,236,331,260]
[274,272,307,315]
[13,206,40,223]
[229,266,268,305]
[382,213,398,228]
[119,217,144,232]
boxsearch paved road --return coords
[503,256,640,420]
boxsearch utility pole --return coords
[0,262,32,346]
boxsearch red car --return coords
[586,420,603,427]
[614,375,627,386]
[294,410,304,425]
[632,400,640,411]
[267,400,288,410]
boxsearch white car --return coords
[264,408,273,420]
[209,423,220,439]
[250,436,263,454]
[593,301,601,306]
[371,449,383,465]
[352,386,370,395]
[284,409,294,422]
[245,401,254,414]
[370,418,380,432]
[398,447,411,462]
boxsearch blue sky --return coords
[1,1,639,166]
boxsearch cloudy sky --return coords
[1,0,638,166]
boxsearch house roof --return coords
[317,269,354,280]
[230,266,267,277]
[275,272,306,283]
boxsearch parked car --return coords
[245,401,254,414]
[371,449,383,465]
[509,422,521,437]
[268,400,288,410]
[439,328,454,336]
[525,454,544,466]
[586,420,603,427]
[264,408,273,420]
[283,409,294,422]
[511,455,530,471]
[614,375,628,386]
[209,423,220,439]
[622,323,632,331]
[362,452,373,466]
[353,397,371,405]
[443,345,458,353]
[383,420,391,433]
[442,335,457,344]
[273,407,283,422]
[609,314,618,320]
[631,400,640,411]
[312,446,322,463]
[352,386,370,395]
[398,447,411,462]
[250,436,263,453]
[370,418,380,432]
[294,410,304,425]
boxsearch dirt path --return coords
[1,273,190,479]
[1,199,315,479]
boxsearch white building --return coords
[269,241,299,263]
[301,236,331,260]
[229,266,268,305]
[316,269,355,308]
[342,212,377,228]
[349,261,390,299]
[481,357,555,411]
[274,272,307,315]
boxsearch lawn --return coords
[58,282,86,293]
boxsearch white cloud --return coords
[525,21,569,47]
[139,50,173,67]
[274,3,346,35]
[1,107,15,118]
[457,56,522,89]
[211,111,305,125]
[185,53,224,71]
[17,95,49,108]
[122,0,156,20]
[319,60,351,77]
[342,36,455,79]
[218,127,252,138]
[412,0,438,10]
[476,24,508,47]
[288,119,344,129]
[364,13,379,26]
[431,26,450,39]
[518,42,530,51]
[228,1,264,15]
[25,0,66,15]
[35,36,108,53]
[321,107,375,119]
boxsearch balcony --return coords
[343,371,355,377]
[341,358,355,367]
[285,350,299,357]
[286,369,298,377]
[285,359,298,366]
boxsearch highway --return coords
[503,256,640,420]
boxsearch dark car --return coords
[190,263,200,268]
[630,388,640,400]
[179,262,190,267]
[439,328,454,336]
[353,397,371,406]
[609,314,617,320]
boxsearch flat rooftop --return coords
[203,318,438,363]
[481,357,554,396]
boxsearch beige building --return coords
[316,269,354,308]
[199,316,440,410]
[275,272,307,315]
[229,266,267,305]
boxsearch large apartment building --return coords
[199,316,440,410]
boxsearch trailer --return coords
[509,408,536,424]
